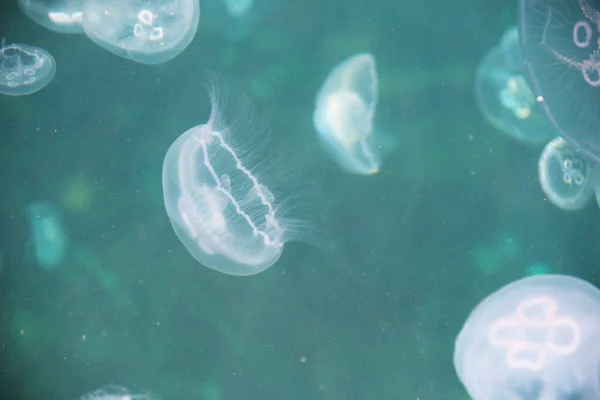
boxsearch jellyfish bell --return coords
[162,77,325,276]
[0,41,56,96]
[81,0,200,64]
[18,0,84,34]
[518,0,600,162]
[538,136,595,210]
[475,26,556,144]
[313,53,386,175]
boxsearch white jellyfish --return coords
[81,0,200,64]
[162,79,322,276]
[454,274,600,400]
[0,41,56,96]
[313,52,384,175]
[18,0,84,34]
[538,137,595,211]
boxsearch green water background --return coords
[1,0,599,399]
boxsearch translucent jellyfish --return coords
[518,0,600,162]
[81,0,200,64]
[538,136,595,210]
[201,0,265,42]
[0,41,56,96]
[454,274,600,400]
[26,202,67,270]
[18,0,84,34]
[223,0,254,17]
[475,26,556,144]
[162,83,320,276]
[313,53,382,175]
[79,385,153,400]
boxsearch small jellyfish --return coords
[82,0,200,64]
[313,53,382,175]
[162,80,321,276]
[518,0,600,162]
[18,0,84,34]
[475,26,555,144]
[538,136,595,210]
[26,202,67,270]
[0,41,56,96]
[454,274,600,400]
[201,0,266,42]
[223,0,254,17]
[79,385,153,400]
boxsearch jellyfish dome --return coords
[313,53,382,175]
[18,0,84,34]
[162,82,320,276]
[538,136,595,210]
[518,0,600,162]
[454,274,600,400]
[0,41,56,96]
[81,0,200,64]
[475,26,556,144]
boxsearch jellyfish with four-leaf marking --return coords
[475,26,555,144]
[313,52,385,175]
[18,0,84,34]
[81,0,200,64]
[0,40,56,96]
[162,81,322,276]
[518,0,600,162]
[538,136,595,210]
[454,274,600,400]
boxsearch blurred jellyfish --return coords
[162,79,322,276]
[454,274,600,400]
[18,0,84,34]
[519,0,600,162]
[538,136,595,210]
[313,53,383,175]
[201,0,266,42]
[475,26,555,144]
[25,202,67,270]
[81,0,200,64]
[80,385,154,400]
[0,40,56,96]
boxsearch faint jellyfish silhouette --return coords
[80,385,154,400]
[81,0,200,64]
[538,136,595,210]
[475,26,555,144]
[224,0,254,17]
[0,40,56,96]
[454,274,600,400]
[518,0,600,162]
[313,53,383,175]
[18,0,84,34]
[25,202,67,270]
[201,0,266,42]
[162,80,321,276]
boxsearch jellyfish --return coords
[18,0,84,34]
[313,53,383,175]
[475,26,556,144]
[454,274,600,400]
[25,202,67,270]
[162,80,321,276]
[201,0,266,42]
[518,0,600,162]
[81,0,200,64]
[538,136,595,210]
[79,385,153,400]
[0,40,56,96]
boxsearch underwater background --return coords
[1,0,599,399]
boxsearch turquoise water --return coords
[1,1,599,399]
